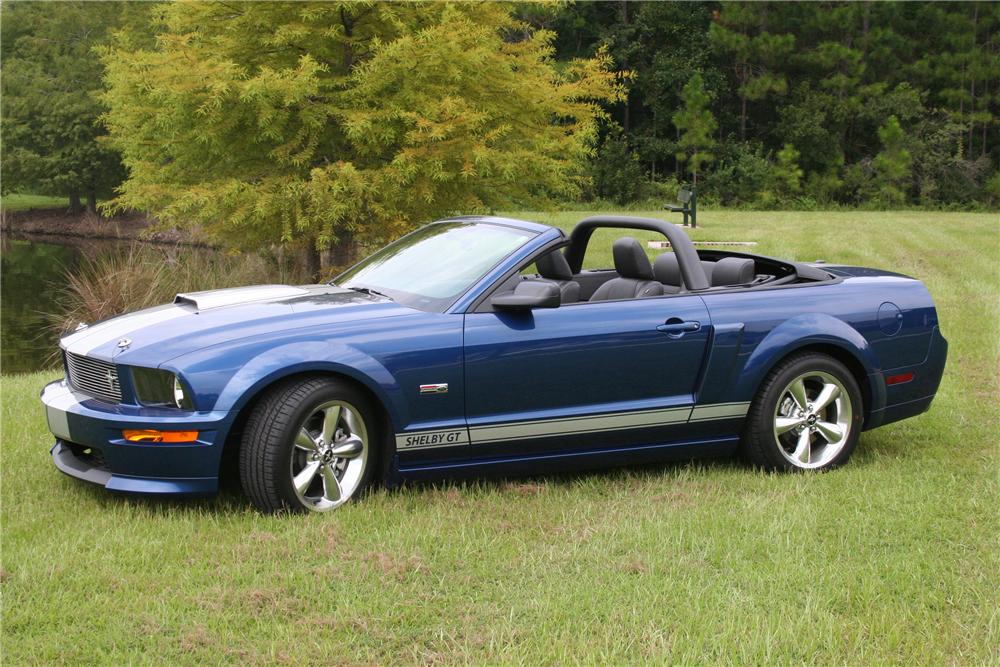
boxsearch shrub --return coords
[52,244,309,338]
[985,172,1000,206]
[912,116,993,207]
[591,128,645,205]
[702,142,770,207]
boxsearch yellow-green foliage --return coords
[100,2,624,252]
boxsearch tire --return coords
[741,352,863,472]
[239,377,379,513]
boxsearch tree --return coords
[546,2,732,180]
[591,126,644,204]
[709,3,794,142]
[100,2,623,274]
[770,143,803,202]
[673,73,717,186]
[0,1,136,212]
[873,115,913,205]
[910,2,1000,159]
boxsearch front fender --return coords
[220,341,399,412]
[736,313,885,417]
[162,340,404,427]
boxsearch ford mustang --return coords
[41,215,948,513]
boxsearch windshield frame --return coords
[333,220,540,313]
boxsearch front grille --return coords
[65,352,122,403]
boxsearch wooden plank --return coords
[647,240,758,248]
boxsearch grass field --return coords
[2,210,998,664]
[0,193,69,212]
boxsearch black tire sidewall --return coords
[241,377,380,513]
[745,354,864,471]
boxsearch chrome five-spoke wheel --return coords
[239,377,378,514]
[772,371,852,469]
[290,401,369,511]
[741,352,863,472]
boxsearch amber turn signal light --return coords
[123,429,199,443]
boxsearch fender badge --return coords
[117,338,132,349]
[419,383,448,395]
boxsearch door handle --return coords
[657,319,701,337]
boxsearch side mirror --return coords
[491,281,561,311]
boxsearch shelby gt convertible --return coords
[41,216,947,513]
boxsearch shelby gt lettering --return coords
[41,215,947,513]
[398,430,469,449]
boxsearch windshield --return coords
[336,221,536,311]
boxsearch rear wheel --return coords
[742,353,863,471]
[239,377,378,513]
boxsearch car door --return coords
[462,294,712,459]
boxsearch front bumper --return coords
[41,380,233,496]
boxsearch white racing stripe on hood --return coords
[61,305,189,356]
[60,285,310,357]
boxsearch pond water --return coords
[2,235,81,374]
[0,234,203,374]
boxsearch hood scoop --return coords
[174,285,309,311]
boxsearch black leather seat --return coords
[534,250,581,303]
[711,257,755,286]
[651,253,684,294]
[590,237,664,301]
[654,253,755,290]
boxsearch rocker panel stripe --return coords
[395,402,751,451]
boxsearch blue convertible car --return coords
[41,216,947,513]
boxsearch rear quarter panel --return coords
[698,274,943,425]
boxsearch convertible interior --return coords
[488,216,834,309]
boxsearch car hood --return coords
[60,284,414,365]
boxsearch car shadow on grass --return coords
[402,453,747,494]
[64,439,898,517]
[64,477,254,517]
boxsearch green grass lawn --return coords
[2,210,998,664]
[0,193,69,212]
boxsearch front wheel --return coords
[239,377,378,513]
[741,353,863,471]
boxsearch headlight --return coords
[131,367,194,409]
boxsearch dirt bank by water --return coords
[0,207,211,246]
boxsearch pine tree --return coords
[873,116,913,205]
[709,3,794,142]
[673,73,717,186]
[767,143,803,204]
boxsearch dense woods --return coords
[546,1,999,208]
[2,1,997,246]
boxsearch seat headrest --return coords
[652,253,682,286]
[535,250,573,281]
[712,257,755,286]
[612,237,654,280]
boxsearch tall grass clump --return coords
[51,244,310,338]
